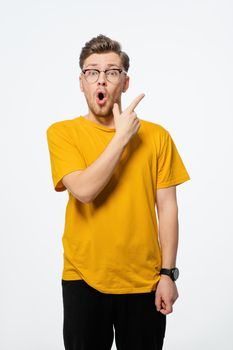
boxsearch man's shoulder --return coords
[46,116,80,135]
[140,118,169,136]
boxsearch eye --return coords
[107,69,118,76]
[89,70,98,76]
[84,69,98,77]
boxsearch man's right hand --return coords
[112,93,145,144]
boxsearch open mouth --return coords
[96,91,107,105]
[98,92,105,100]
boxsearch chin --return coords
[92,106,112,118]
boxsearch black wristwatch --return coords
[160,267,179,281]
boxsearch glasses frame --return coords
[81,68,127,84]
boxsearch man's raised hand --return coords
[112,93,145,145]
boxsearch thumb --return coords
[112,102,120,118]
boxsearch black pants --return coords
[62,279,166,350]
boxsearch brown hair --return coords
[79,34,130,72]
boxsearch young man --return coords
[46,34,190,350]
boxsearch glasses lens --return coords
[84,70,99,83]
[106,69,121,83]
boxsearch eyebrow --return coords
[85,63,121,69]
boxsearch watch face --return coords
[173,268,179,281]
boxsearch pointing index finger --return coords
[126,93,145,113]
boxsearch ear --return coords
[79,75,84,92]
[122,75,130,93]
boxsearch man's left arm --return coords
[155,185,179,315]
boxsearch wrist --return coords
[113,133,128,148]
[160,274,173,281]
[160,267,179,282]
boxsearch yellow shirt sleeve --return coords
[46,123,86,192]
[157,130,190,189]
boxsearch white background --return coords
[1,0,233,349]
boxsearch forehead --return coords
[83,52,122,68]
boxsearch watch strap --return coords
[160,267,179,281]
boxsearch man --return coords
[46,34,190,350]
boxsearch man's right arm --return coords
[62,133,127,203]
[62,94,145,203]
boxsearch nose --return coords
[97,71,107,86]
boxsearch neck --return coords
[85,101,122,128]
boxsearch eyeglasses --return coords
[81,68,127,84]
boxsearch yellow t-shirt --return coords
[46,116,190,294]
